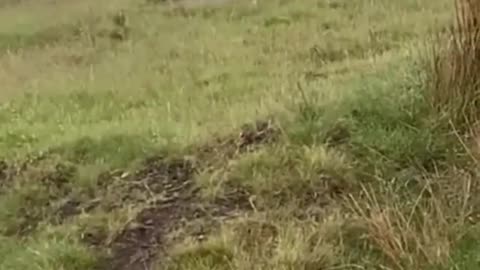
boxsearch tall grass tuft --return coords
[427,0,480,130]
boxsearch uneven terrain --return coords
[1,0,480,270]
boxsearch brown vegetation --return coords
[427,0,480,129]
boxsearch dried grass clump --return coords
[427,0,480,129]
[348,175,473,270]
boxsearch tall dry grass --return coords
[427,0,480,129]
[348,171,474,270]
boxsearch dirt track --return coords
[94,120,277,270]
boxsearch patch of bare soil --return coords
[95,158,197,270]
[0,120,276,267]
[93,120,277,270]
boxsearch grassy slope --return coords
[3,0,480,270]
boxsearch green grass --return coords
[166,212,344,270]
[0,227,96,270]
[3,0,480,270]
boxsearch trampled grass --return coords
[2,0,480,270]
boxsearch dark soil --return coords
[93,119,277,270]
[0,119,276,268]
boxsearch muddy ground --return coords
[0,119,278,270]
[92,120,277,270]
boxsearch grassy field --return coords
[2,0,480,269]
